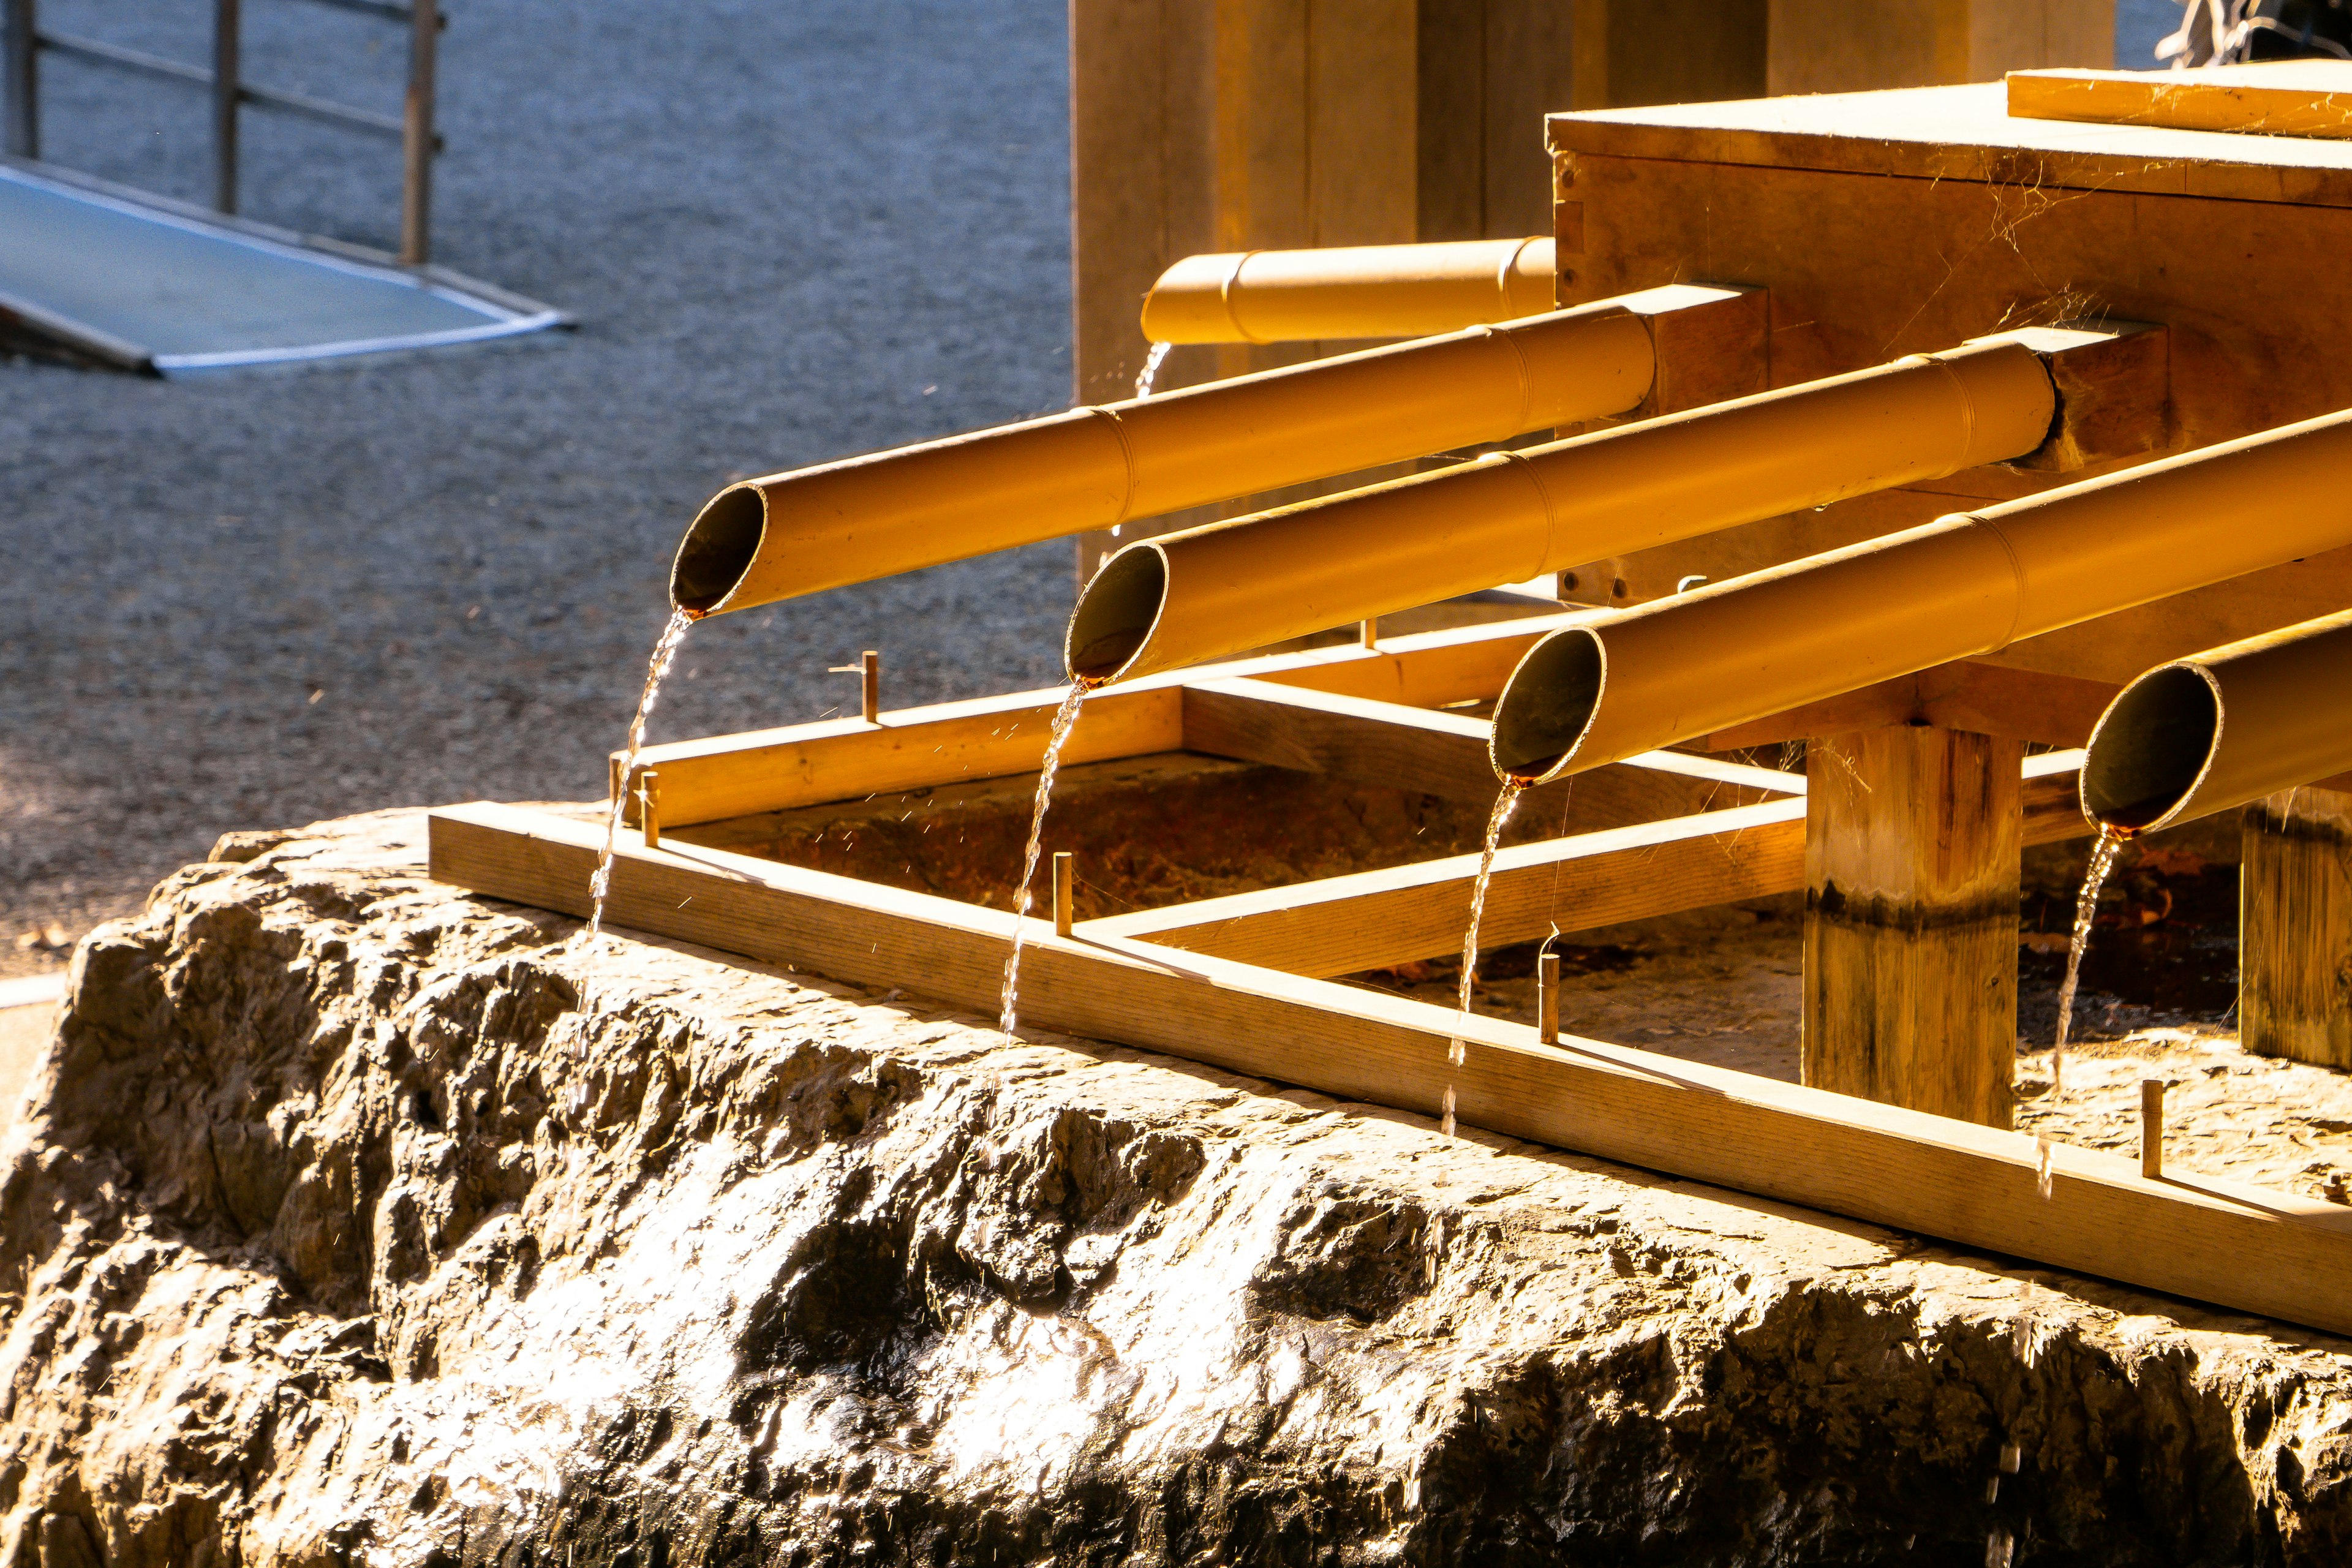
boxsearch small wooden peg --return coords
[1360,617,1378,650]
[828,650,883,723]
[1052,851,1074,937]
[638,769,661,850]
[1539,951,1561,1045]
[2140,1078,2165,1178]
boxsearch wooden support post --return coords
[2141,1078,2165,1180]
[2241,786,2352,1068]
[829,651,882,724]
[1803,725,2024,1129]
[638,770,660,850]
[1360,617,1378,650]
[1053,851,1075,938]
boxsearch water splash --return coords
[1441,780,1526,1137]
[1133,341,1172,399]
[584,608,694,945]
[999,682,1093,1039]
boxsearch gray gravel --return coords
[1,0,1078,974]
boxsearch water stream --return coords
[1442,780,1527,1137]
[584,608,695,945]
[998,681,1094,1039]
[2037,823,2128,1197]
[1134,341,1172,400]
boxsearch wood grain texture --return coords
[2011,64,2352,142]
[427,800,2352,1340]
[1548,79,2352,207]
[1699,658,2120,751]
[2241,786,2352,1070]
[1804,726,2026,1129]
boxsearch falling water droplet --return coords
[1133,341,1172,400]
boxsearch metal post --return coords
[2,0,34,160]
[211,0,239,213]
[400,0,437,265]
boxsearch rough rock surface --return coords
[6,812,2352,1566]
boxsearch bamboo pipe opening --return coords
[1066,545,1169,682]
[1489,627,1606,784]
[2079,663,2223,833]
[671,483,766,615]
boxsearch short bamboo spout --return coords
[1141,238,1558,344]
[1487,409,2352,786]
[1067,337,2059,684]
[2081,608,2352,835]
[671,298,1659,617]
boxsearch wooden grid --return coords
[429,613,2352,1338]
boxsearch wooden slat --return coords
[1180,674,1795,823]
[1087,750,2086,974]
[624,613,1590,827]
[428,800,2352,1340]
[1547,80,2352,211]
[1088,795,1806,974]
[2010,64,2352,143]
[1700,658,2122,752]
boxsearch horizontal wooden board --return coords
[430,800,2352,1340]
[1089,749,2087,973]
[1547,79,2352,208]
[621,613,1596,827]
[2010,64,2352,143]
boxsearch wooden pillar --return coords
[2241,786,2352,1069]
[1803,725,2024,1128]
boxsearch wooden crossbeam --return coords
[622,613,1589,827]
[1180,676,1800,815]
[1697,659,2122,752]
[428,799,2352,1340]
[1089,748,2087,974]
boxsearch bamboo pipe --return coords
[1067,339,2057,683]
[671,301,1654,616]
[1487,410,2352,785]
[2078,608,2352,835]
[1140,238,1558,344]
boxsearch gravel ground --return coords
[0,2,2194,979]
[1,0,1078,976]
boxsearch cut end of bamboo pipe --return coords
[2079,663,2223,835]
[671,483,765,616]
[1067,545,1170,684]
[1490,627,1607,786]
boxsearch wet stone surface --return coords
[7,811,2352,1565]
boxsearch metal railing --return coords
[1,0,443,263]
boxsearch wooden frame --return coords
[430,618,2352,1338]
